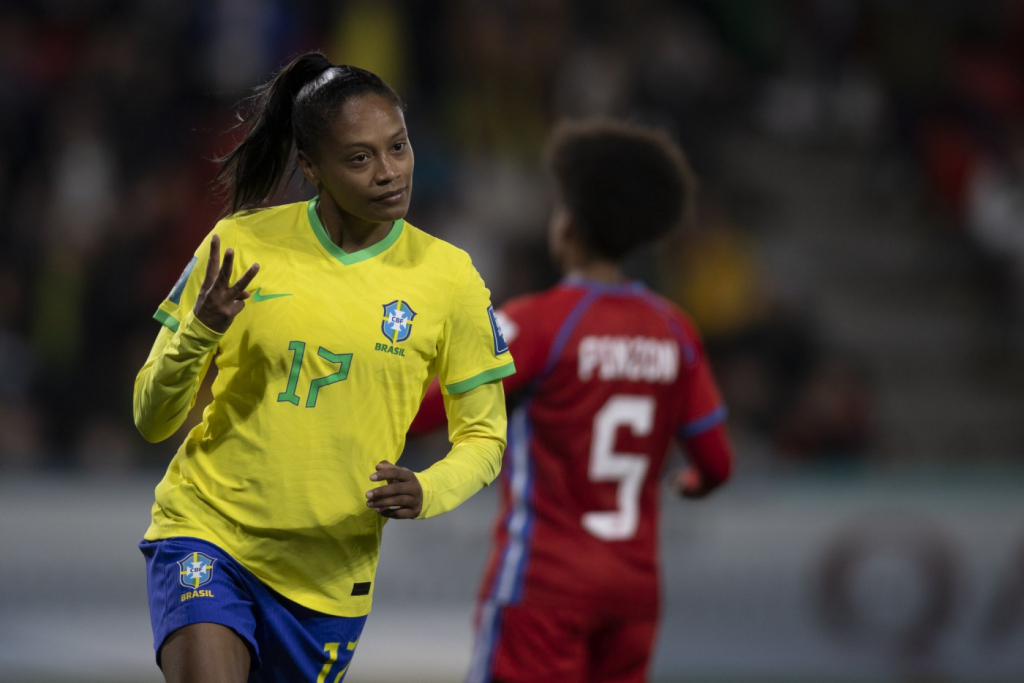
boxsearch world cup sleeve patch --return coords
[178,551,215,589]
[168,256,198,305]
[488,305,509,355]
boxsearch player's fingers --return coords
[373,506,417,519]
[679,470,708,499]
[668,470,686,495]
[367,494,417,509]
[230,263,260,298]
[373,460,394,472]
[202,235,221,289]
[369,466,411,483]
[369,491,417,505]
[670,466,701,495]
[365,484,398,500]
[365,482,415,501]
[217,248,235,288]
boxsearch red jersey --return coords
[477,277,727,619]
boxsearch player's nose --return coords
[374,156,400,185]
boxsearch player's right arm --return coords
[133,232,258,443]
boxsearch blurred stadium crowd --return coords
[1,0,1022,470]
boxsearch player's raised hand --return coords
[366,460,423,519]
[194,234,260,333]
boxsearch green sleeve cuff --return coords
[154,308,223,345]
[444,362,516,395]
[153,308,180,332]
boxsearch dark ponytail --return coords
[214,51,403,216]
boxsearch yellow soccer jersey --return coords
[143,198,515,616]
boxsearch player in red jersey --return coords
[410,120,734,683]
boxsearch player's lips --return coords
[371,188,406,203]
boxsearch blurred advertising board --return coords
[654,473,1024,681]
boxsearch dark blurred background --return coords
[1,1,1023,681]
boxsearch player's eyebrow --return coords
[343,128,408,149]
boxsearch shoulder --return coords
[210,201,308,253]
[399,223,473,270]
[502,287,567,319]
[628,288,704,343]
[396,223,484,294]
[223,201,306,238]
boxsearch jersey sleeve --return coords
[416,380,507,518]
[154,220,236,333]
[409,295,546,434]
[434,255,516,395]
[676,316,728,439]
[133,310,222,442]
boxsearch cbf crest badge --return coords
[178,552,215,589]
[382,300,416,343]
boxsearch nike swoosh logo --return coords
[252,288,293,302]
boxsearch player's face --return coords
[304,93,414,225]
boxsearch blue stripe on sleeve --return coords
[679,405,728,439]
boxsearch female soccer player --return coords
[133,52,515,683]
[411,120,734,683]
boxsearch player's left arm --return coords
[672,316,734,498]
[673,422,734,498]
[367,380,506,519]
[368,252,514,518]
[407,378,447,434]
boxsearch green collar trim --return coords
[307,197,404,266]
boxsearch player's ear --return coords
[548,204,574,260]
[297,150,320,188]
[549,204,570,238]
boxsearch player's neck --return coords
[560,236,624,284]
[317,196,393,254]
[564,259,623,285]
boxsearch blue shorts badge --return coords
[178,551,215,589]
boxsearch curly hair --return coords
[546,119,696,261]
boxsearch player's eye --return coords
[350,153,370,163]
[392,141,407,153]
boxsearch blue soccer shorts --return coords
[140,536,366,682]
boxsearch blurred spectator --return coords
[22,0,1024,470]
[663,192,768,342]
[0,261,42,469]
[773,353,875,462]
[967,126,1024,350]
